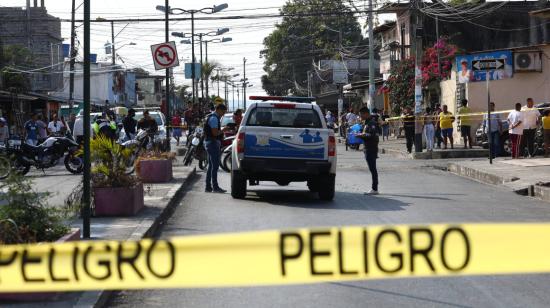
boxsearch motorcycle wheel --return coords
[222,152,232,172]
[0,155,11,179]
[64,153,83,174]
[183,147,195,166]
[125,153,137,175]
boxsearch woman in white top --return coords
[507,103,524,159]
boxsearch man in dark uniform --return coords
[402,106,415,153]
[122,108,137,140]
[203,104,228,193]
[357,107,380,195]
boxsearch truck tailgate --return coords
[244,127,329,160]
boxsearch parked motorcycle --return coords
[121,129,159,174]
[0,132,82,179]
[220,136,235,172]
[183,128,208,170]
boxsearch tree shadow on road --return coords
[248,190,411,211]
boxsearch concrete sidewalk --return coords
[3,162,196,308]
[376,138,489,159]
[448,158,550,203]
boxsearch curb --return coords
[74,167,197,308]
[447,162,516,186]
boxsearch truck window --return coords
[246,107,322,128]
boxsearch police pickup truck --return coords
[231,96,336,200]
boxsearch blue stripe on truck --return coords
[244,134,325,159]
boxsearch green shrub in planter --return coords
[0,172,69,244]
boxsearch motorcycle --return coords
[220,136,236,172]
[183,128,208,170]
[121,129,159,174]
[0,132,82,179]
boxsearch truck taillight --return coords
[328,135,336,157]
[237,132,245,154]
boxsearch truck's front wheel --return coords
[231,170,247,199]
[318,175,335,201]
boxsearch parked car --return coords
[475,119,511,156]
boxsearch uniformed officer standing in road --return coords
[92,113,117,140]
[357,107,380,195]
[204,104,228,193]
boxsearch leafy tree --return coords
[261,0,363,95]
[1,45,33,91]
[202,61,218,98]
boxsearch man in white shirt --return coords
[521,98,540,158]
[47,113,65,135]
[507,103,524,159]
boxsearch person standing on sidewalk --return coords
[402,107,415,153]
[203,104,228,193]
[357,107,379,195]
[423,107,435,152]
[24,113,41,146]
[521,98,540,158]
[457,99,473,149]
[507,103,524,159]
[483,102,503,159]
[434,104,443,149]
[438,105,455,149]
[381,110,390,141]
[541,110,550,158]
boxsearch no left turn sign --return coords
[150,41,180,70]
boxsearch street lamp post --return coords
[158,3,228,111]
[175,29,229,102]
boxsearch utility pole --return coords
[164,0,171,150]
[82,0,91,239]
[232,83,235,111]
[69,0,77,111]
[205,40,209,99]
[243,57,247,109]
[413,0,423,153]
[111,21,115,65]
[237,88,240,109]
[190,11,196,105]
[199,33,204,99]
[367,0,375,111]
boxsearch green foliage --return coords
[1,45,33,91]
[261,0,363,95]
[0,172,69,244]
[90,135,138,188]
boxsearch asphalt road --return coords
[106,148,550,307]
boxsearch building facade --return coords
[0,3,63,92]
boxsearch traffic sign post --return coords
[150,41,180,70]
[470,58,505,165]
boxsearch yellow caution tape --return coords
[385,107,547,122]
[2,223,550,292]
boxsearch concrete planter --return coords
[0,228,81,302]
[94,183,144,216]
[137,159,173,183]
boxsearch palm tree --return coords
[202,61,218,99]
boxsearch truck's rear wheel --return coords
[318,175,335,201]
[231,170,247,199]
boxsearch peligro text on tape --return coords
[2,223,550,293]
